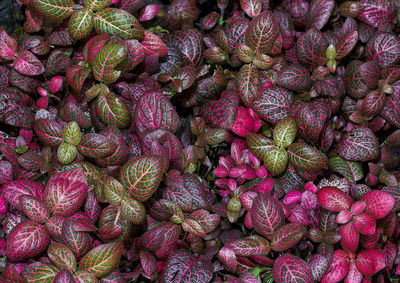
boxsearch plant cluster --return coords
[0,0,399,282]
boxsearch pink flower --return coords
[232,107,261,136]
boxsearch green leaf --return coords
[264,146,288,176]
[47,242,77,272]
[288,143,327,172]
[94,8,144,40]
[328,156,363,183]
[21,262,58,283]
[273,117,297,148]
[68,8,94,40]
[94,92,132,129]
[57,142,77,164]
[85,0,112,11]
[236,63,261,107]
[120,198,146,224]
[119,155,164,202]
[79,242,123,279]
[271,223,303,252]
[246,133,275,161]
[31,0,74,22]
[63,121,81,146]
[103,176,126,206]
[91,41,127,84]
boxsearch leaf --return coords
[355,250,385,276]
[92,41,127,84]
[94,8,144,40]
[97,125,128,167]
[188,209,220,233]
[141,31,168,56]
[18,151,41,171]
[84,0,111,11]
[31,0,74,22]
[337,127,379,162]
[252,86,293,124]
[246,133,275,161]
[240,0,262,17]
[77,133,117,159]
[46,50,72,76]
[79,242,123,279]
[370,33,400,68]
[44,168,88,217]
[335,31,358,59]
[353,212,376,235]
[273,117,297,148]
[306,0,334,30]
[20,195,50,224]
[296,28,328,68]
[62,216,93,259]
[245,10,282,55]
[385,129,400,146]
[14,51,45,76]
[182,218,206,237]
[140,249,157,277]
[358,0,395,29]
[162,250,213,283]
[264,146,288,176]
[120,198,146,224]
[57,142,77,164]
[134,90,180,134]
[66,65,91,93]
[119,0,142,13]
[59,102,92,129]
[48,242,77,272]
[68,8,94,40]
[21,262,58,283]
[361,190,395,219]
[339,222,359,253]
[273,254,313,283]
[0,29,17,60]
[6,220,50,261]
[63,121,81,146]
[251,194,284,239]
[271,223,303,252]
[361,89,386,117]
[94,92,132,129]
[229,235,270,256]
[317,186,350,212]
[119,155,163,202]
[328,156,364,183]
[3,179,44,211]
[235,64,261,107]
[321,250,349,282]
[277,64,311,92]
[198,90,240,130]
[288,143,327,172]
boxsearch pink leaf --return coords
[344,262,362,283]
[317,186,350,212]
[321,250,349,283]
[139,4,160,21]
[339,222,359,254]
[44,168,88,217]
[353,212,376,235]
[141,31,168,56]
[355,249,385,276]
[361,190,395,219]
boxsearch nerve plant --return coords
[0,0,399,282]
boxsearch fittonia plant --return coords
[0,0,400,281]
